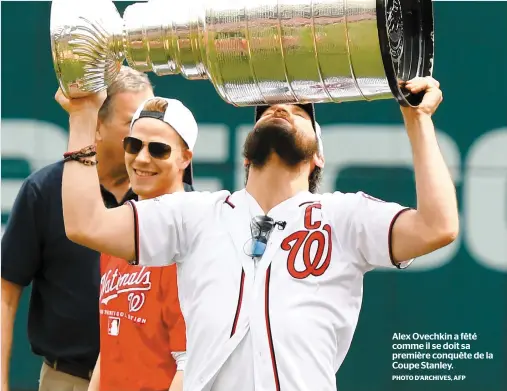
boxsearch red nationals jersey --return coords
[99,254,186,391]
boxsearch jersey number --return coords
[281,204,332,279]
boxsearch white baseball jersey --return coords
[127,189,413,391]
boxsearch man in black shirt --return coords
[1,66,154,391]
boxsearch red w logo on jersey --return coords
[281,203,332,279]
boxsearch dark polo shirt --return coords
[1,160,137,371]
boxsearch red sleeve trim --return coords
[125,200,140,265]
[224,195,235,208]
[388,207,412,268]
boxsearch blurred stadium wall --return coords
[1,2,506,391]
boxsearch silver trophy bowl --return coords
[50,0,434,107]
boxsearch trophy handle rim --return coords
[50,0,70,97]
[376,0,435,107]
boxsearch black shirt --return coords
[1,161,137,370]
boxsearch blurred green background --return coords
[1,1,506,391]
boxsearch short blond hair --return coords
[142,97,168,113]
[98,66,153,121]
[138,97,189,149]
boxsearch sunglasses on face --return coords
[123,136,172,160]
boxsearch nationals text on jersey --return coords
[100,266,152,312]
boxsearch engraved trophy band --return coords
[50,0,434,107]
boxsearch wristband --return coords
[63,145,98,166]
[64,145,96,158]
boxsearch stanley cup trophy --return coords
[50,0,434,107]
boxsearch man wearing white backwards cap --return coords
[60,77,459,391]
[84,96,196,391]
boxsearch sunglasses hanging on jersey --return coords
[244,215,287,258]
[123,136,172,160]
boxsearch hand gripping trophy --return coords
[50,0,434,107]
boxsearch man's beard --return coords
[243,121,318,168]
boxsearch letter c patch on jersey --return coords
[281,204,332,279]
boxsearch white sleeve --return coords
[126,192,190,267]
[325,191,414,270]
[171,351,187,371]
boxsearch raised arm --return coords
[390,77,459,263]
[56,89,135,261]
